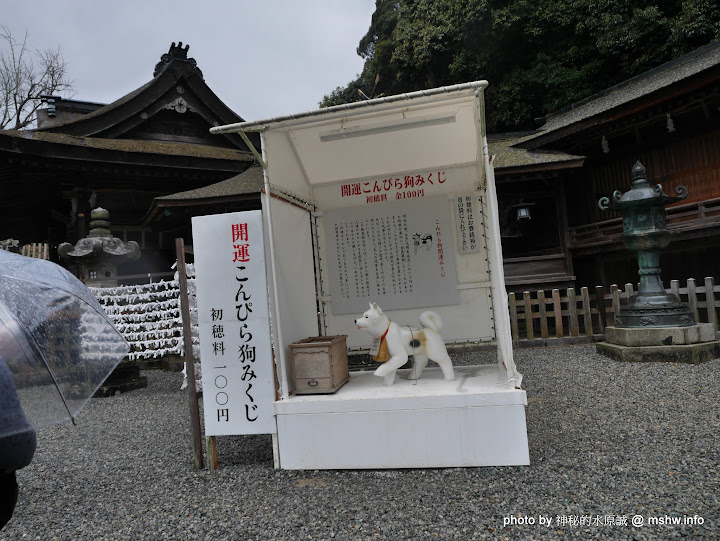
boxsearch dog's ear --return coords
[372,302,382,314]
[368,302,374,310]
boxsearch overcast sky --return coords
[3,1,375,122]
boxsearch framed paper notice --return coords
[192,211,276,436]
[454,195,480,253]
[323,196,459,315]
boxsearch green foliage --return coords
[321,0,720,132]
[320,0,401,108]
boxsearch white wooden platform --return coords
[274,365,529,469]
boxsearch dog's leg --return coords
[374,353,408,385]
[424,332,455,381]
[435,354,455,381]
[383,373,395,386]
[408,353,429,380]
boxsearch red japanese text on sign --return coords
[232,223,251,262]
[232,223,249,242]
[339,170,448,203]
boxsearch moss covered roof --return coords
[155,164,263,201]
[521,41,720,146]
[3,130,254,161]
[489,134,584,171]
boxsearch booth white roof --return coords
[209,81,489,134]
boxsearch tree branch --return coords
[0,25,73,129]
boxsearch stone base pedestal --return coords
[275,365,528,469]
[94,360,148,397]
[597,324,720,363]
[163,355,186,372]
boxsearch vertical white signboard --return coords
[192,211,276,436]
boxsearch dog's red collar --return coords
[379,320,391,342]
[371,319,391,363]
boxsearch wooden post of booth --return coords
[175,238,204,470]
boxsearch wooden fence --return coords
[18,243,50,260]
[0,242,52,260]
[508,277,719,342]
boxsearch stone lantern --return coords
[598,161,693,327]
[596,161,720,362]
[58,207,141,287]
[59,207,146,394]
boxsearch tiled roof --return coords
[155,165,263,200]
[3,130,254,161]
[489,134,584,171]
[521,41,720,146]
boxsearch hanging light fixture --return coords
[666,113,675,133]
[601,135,610,153]
[513,200,534,221]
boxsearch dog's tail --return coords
[419,311,442,332]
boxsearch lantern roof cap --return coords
[615,161,688,207]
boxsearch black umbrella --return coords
[0,249,129,436]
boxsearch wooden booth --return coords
[196,82,529,469]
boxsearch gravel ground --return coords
[1,345,718,540]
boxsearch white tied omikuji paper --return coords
[89,275,199,362]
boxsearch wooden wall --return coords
[584,128,720,223]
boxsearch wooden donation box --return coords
[290,336,349,394]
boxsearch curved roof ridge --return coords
[520,40,720,147]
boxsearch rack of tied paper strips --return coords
[88,266,199,363]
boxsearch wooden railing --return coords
[569,197,720,248]
[508,277,719,342]
[0,242,51,259]
[21,243,50,260]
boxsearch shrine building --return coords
[1,41,720,291]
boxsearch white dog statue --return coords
[355,302,455,386]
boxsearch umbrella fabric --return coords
[0,250,129,436]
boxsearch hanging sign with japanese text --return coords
[337,169,449,205]
[323,196,459,315]
[454,195,480,253]
[192,211,276,436]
